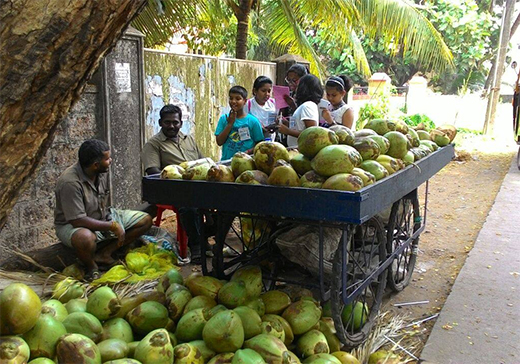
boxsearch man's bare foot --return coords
[94,254,117,267]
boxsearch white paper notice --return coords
[115,63,131,93]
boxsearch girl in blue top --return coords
[215,85,264,161]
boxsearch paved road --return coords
[421,154,520,364]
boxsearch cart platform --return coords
[142,144,454,224]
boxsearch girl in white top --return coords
[245,76,276,139]
[322,75,356,130]
[278,74,323,147]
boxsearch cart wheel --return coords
[210,213,278,280]
[386,194,420,292]
[331,217,387,349]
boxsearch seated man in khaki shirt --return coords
[55,139,152,280]
[142,104,211,263]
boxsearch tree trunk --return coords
[483,0,515,135]
[231,0,254,59]
[0,0,147,230]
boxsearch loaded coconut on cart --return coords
[0,121,455,364]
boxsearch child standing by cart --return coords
[215,85,264,161]
[322,75,356,130]
[245,76,277,140]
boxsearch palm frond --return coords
[356,0,454,72]
[132,0,208,48]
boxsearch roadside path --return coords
[421,155,520,364]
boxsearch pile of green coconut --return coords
[0,265,400,364]
[161,121,457,193]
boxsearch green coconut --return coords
[28,358,56,364]
[350,167,375,187]
[103,359,142,364]
[166,289,193,321]
[282,299,322,335]
[0,336,30,364]
[218,280,250,309]
[331,351,361,364]
[290,153,313,175]
[420,139,439,152]
[262,314,294,346]
[311,145,361,177]
[260,319,285,342]
[205,304,228,319]
[383,131,409,159]
[341,302,368,331]
[189,340,216,363]
[56,333,101,364]
[65,298,88,313]
[233,306,262,339]
[267,160,300,187]
[207,164,236,182]
[303,353,342,363]
[126,301,170,335]
[52,278,85,304]
[182,163,212,180]
[208,352,235,364]
[202,310,244,353]
[62,312,103,343]
[40,299,68,322]
[117,291,166,319]
[319,318,341,353]
[298,126,338,159]
[175,308,208,342]
[173,343,204,364]
[235,170,269,184]
[253,141,291,175]
[376,155,404,175]
[230,265,263,299]
[232,348,267,363]
[329,125,355,146]
[416,129,431,140]
[354,129,378,138]
[101,317,134,343]
[231,152,256,177]
[86,286,121,321]
[300,170,326,189]
[296,329,329,358]
[261,290,291,315]
[368,350,400,364]
[97,339,129,362]
[364,119,391,135]
[183,295,217,315]
[322,173,364,191]
[185,275,224,300]
[406,129,420,147]
[165,283,189,296]
[284,351,303,364]
[353,137,380,161]
[359,160,389,181]
[134,329,174,364]
[243,334,288,363]
[245,298,266,317]
[403,151,415,166]
[0,283,42,335]
[367,135,390,155]
[156,268,184,293]
[23,314,67,359]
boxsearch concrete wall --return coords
[144,50,277,161]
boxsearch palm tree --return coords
[132,0,453,77]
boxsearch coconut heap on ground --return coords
[0,265,404,363]
[161,121,456,192]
